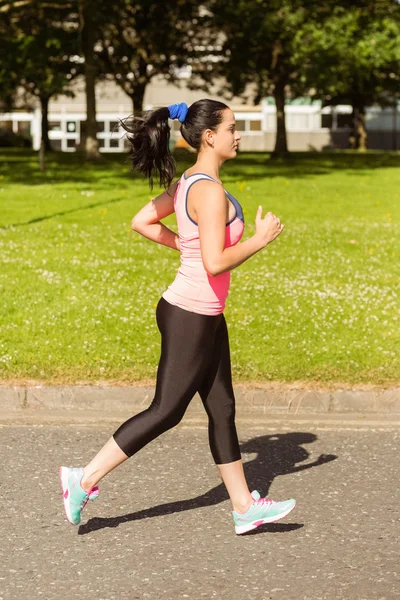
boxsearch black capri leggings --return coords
[112,296,242,464]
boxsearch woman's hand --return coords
[255,206,285,247]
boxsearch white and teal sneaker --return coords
[232,490,296,535]
[59,466,99,525]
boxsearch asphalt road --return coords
[1,419,399,600]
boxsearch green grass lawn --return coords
[0,148,399,386]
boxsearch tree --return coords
[293,1,400,150]
[0,0,82,169]
[94,0,213,115]
[196,0,334,157]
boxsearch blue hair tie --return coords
[168,102,188,123]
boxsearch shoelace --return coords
[254,496,274,507]
[80,486,99,510]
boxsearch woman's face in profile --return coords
[213,109,241,159]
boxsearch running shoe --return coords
[232,490,296,535]
[59,466,99,525]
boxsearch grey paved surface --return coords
[1,419,399,600]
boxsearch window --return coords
[66,138,76,148]
[1,120,13,130]
[337,113,353,128]
[66,121,76,133]
[109,138,120,148]
[249,120,262,131]
[51,139,62,150]
[366,112,392,131]
[98,138,105,148]
[236,120,246,131]
[321,114,332,129]
[17,122,31,135]
[97,121,105,132]
[109,121,119,132]
[49,122,61,131]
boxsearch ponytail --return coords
[119,106,175,191]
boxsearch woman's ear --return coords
[203,128,215,148]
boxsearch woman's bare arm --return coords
[131,180,180,251]
[194,181,266,276]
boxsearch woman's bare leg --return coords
[80,436,128,493]
[81,439,254,515]
[216,459,253,514]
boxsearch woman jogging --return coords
[60,98,296,535]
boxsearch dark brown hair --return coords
[119,98,229,191]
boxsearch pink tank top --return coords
[162,171,245,315]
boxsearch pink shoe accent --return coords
[253,520,265,527]
[63,489,69,499]
[89,486,99,499]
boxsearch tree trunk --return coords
[132,82,146,116]
[272,80,288,157]
[40,95,52,153]
[357,108,367,152]
[80,0,101,161]
[38,95,51,171]
[351,104,367,152]
[39,140,46,172]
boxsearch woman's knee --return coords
[149,401,186,430]
[207,400,236,426]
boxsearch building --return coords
[1,74,399,151]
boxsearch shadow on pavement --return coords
[78,431,337,536]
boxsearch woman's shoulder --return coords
[184,169,223,185]
[188,179,227,219]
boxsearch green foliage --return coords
[0,0,81,106]
[94,0,214,110]
[202,0,335,102]
[292,2,400,107]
